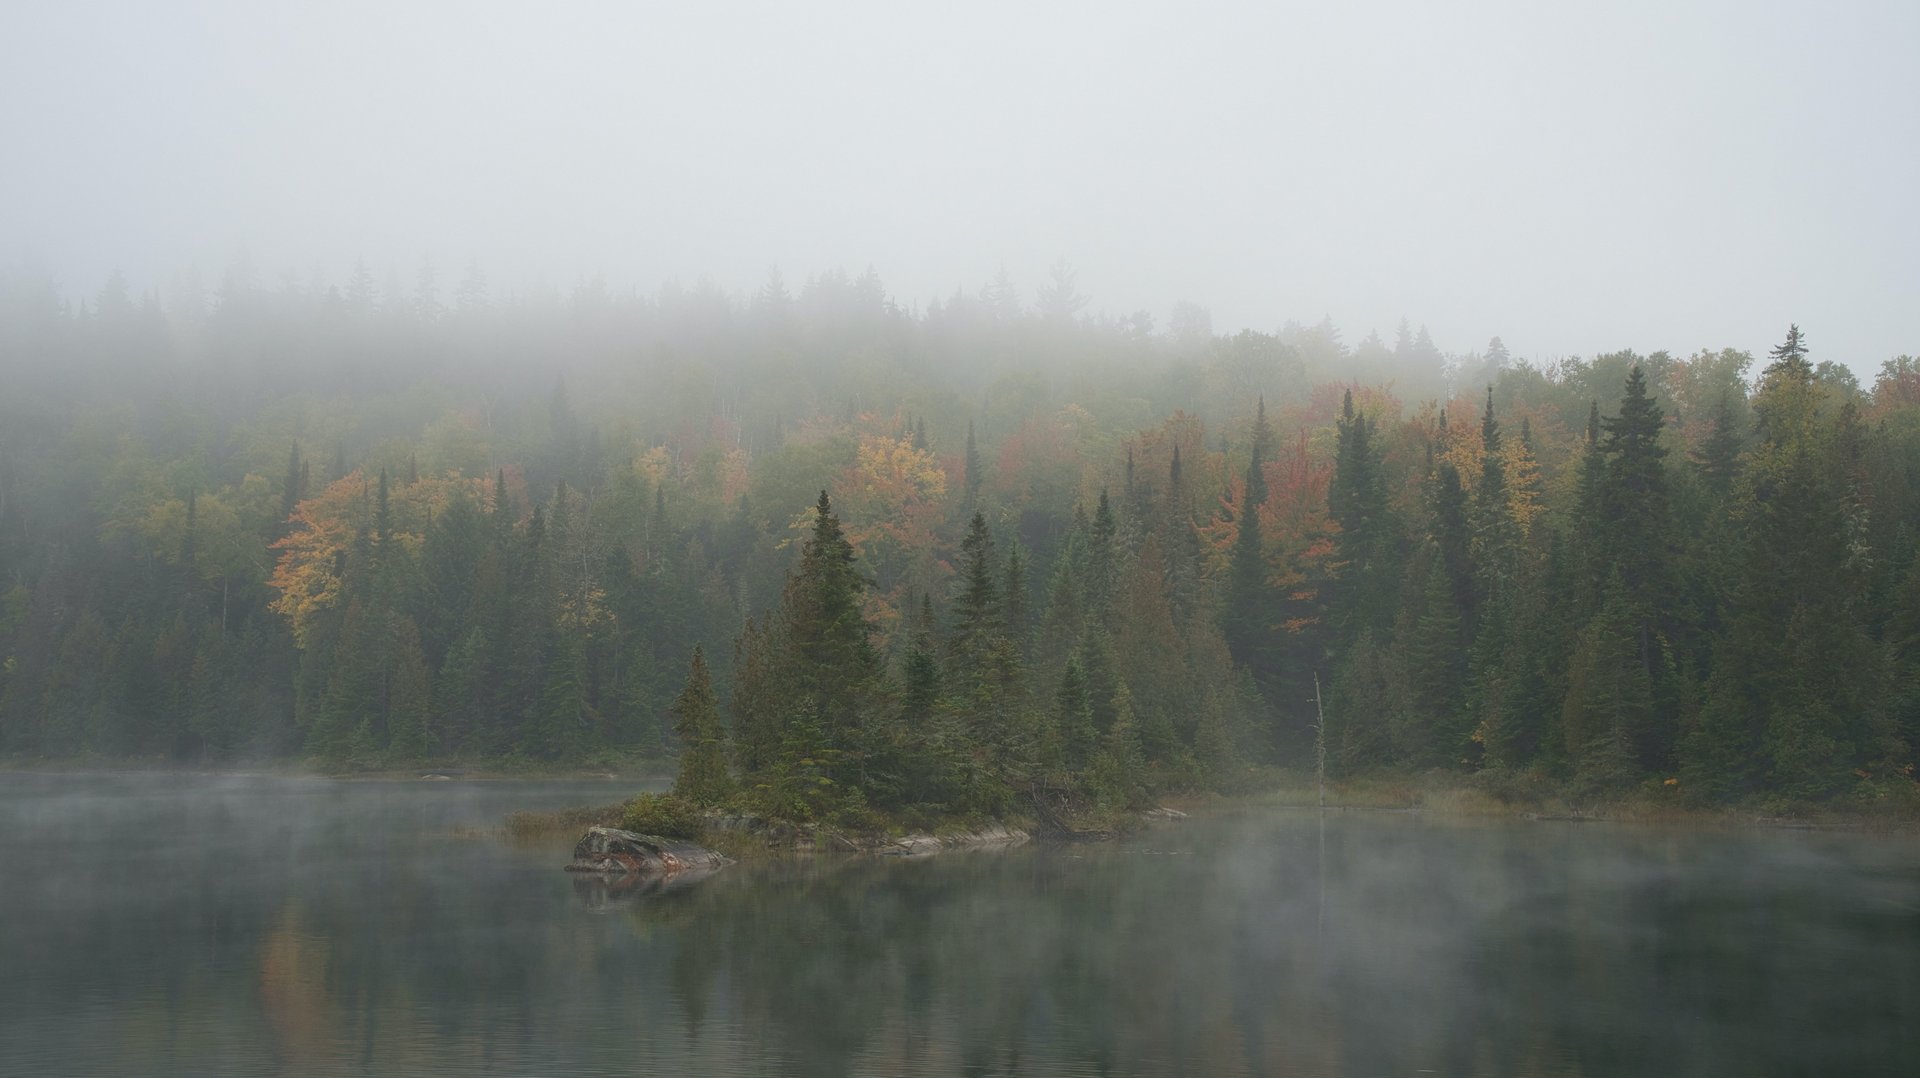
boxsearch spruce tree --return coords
[1052,657,1098,772]
[1559,576,1653,792]
[1222,397,1273,679]
[963,419,983,513]
[1089,683,1149,809]
[948,512,1022,770]
[1695,390,1745,497]
[1683,325,1892,800]
[1002,541,1030,659]
[1087,488,1117,616]
[1331,388,1396,640]
[278,442,303,532]
[1471,387,1520,605]
[671,645,732,805]
[386,617,432,762]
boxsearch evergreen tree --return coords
[1088,684,1149,809]
[1087,489,1117,616]
[1330,388,1397,640]
[1002,541,1030,659]
[963,419,983,513]
[671,645,732,804]
[386,616,431,762]
[947,512,1024,772]
[1560,575,1653,792]
[1471,387,1520,605]
[1683,326,1894,800]
[1052,657,1098,772]
[1695,389,1746,497]
[277,442,303,532]
[1403,552,1467,765]
[1222,397,1274,680]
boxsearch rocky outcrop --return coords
[565,826,732,876]
[878,824,1030,856]
[702,814,1031,855]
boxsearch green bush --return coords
[619,793,706,839]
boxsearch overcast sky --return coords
[3,0,1914,373]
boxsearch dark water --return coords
[1,774,1916,1077]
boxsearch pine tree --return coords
[947,512,1023,771]
[1222,397,1273,678]
[386,616,431,762]
[963,419,983,513]
[1682,325,1892,800]
[1695,389,1745,497]
[738,491,884,802]
[1403,552,1467,765]
[1558,576,1653,791]
[1089,683,1149,809]
[1471,387,1520,606]
[1034,528,1087,679]
[899,597,942,733]
[1330,388,1397,640]
[1052,657,1098,772]
[728,617,783,774]
[532,633,593,759]
[1161,441,1206,628]
[1002,541,1030,659]
[1597,365,1670,601]
[671,646,732,805]
[277,442,303,533]
[1428,454,1474,620]
[1087,489,1117,616]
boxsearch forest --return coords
[1,263,1916,818]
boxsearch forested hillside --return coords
[2,265,1916,813]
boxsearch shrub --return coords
[619,793,706,839]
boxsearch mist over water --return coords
[2,774,1913,1077]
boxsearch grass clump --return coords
[619,792,706,839]
[503,802,624,841]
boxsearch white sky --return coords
[3,0,1915,372]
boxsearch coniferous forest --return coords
[3,267,1917,818]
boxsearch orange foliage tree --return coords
[268,470,485,644]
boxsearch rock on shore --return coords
[565,826,733,876]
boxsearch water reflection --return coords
[1,774,1916,1077]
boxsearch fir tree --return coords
[278,442,303,531]
[963,419,983,513]
[1330,388,1396,640]
[1089,683,1149,809]
[1002,541,1030,659]
[671,645,732,805]
[1222,397,1273,678]
[1052,657,1098,772]
[1560,576,1653,792]
[1471,387,1520,605]
[386,617,432,762]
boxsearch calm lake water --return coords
[1,773,1915,1077]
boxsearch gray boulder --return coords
[565,826,732,876]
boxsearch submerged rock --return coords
[565,826,732,876]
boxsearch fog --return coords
[3,774,1915,1076]
[4,0,1915,373]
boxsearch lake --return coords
[1,772,1915,1076]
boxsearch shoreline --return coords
[10,759,1915,836]
[0,756,674,784]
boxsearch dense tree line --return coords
[1,264,1915,812]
